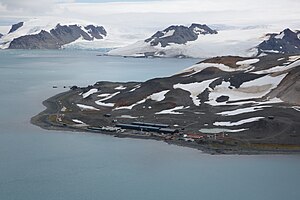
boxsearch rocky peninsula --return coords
[32,54,300,154]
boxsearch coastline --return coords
[31,91,300,155]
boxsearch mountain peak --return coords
[189,23,218,35]
[144,23,217,48]
[0,18,107,49]
[257,28,300,55]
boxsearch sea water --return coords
[0,49,299,200]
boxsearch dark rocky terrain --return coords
[32,53,300,154]
[2,21,107,49]
[8,22,24,34]
[257,28,300,55]
[145,23,217,47]
[107,23,218,58]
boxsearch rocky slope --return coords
[144,23,217,48]
[32,54,300,151]
[0,18,107,49]
[256,28,300,55]
[107,23,218,58]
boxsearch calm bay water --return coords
[0,49,299,200]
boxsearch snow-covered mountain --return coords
[256,28,300,55]
[107,23,220,58]
[0,33,3,38]
[0,18,107,49]
[107,25,300,58]
[144,23,217,48]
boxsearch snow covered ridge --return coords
[0,18,107,49]
[108,26,300,58]
[107,23,219,58]
[256,28,300,55]
[144,23,217,47]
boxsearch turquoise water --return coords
[0,50,299,200]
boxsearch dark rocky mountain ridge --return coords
[3,21,107,49]
[257,28,300,55]
[145,23,217,47]
[8,22,24,34]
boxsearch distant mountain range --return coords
[108,25,300,58]
[107,23,218,58]
[144,23,217,47]
[0,18,107,49]
[1,19,300,59]
[256,28,300,55]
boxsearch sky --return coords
[0,0,299,35]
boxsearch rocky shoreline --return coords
[31,85,300,155]
[32,54,300,155]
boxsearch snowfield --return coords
[107,27,274,58]
[174,78,217,106]
[213,117,265,127]
[236,58,260,65]
[207,73,287,106]
[114,90,169,110]
[217,106,270,116]
[76,104,99,111]
[178,62,252,77]
[82,89,98,99]
[155,106,185,115]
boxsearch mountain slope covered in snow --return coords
[108,25,300,58]
[256,28,300,55]
[107,23,221,58]
[0,18,107,49]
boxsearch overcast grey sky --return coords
[0,0,299,34]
